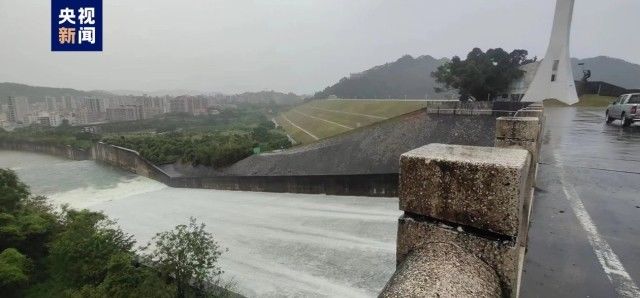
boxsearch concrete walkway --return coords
[521,107,640,297]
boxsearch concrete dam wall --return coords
[93,142,399,196]
[91,142,172,184]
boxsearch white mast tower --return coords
[523,0,578,104]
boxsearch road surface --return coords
[521,107,640,297]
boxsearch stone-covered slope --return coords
[219,109,499,176]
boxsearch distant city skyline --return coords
[1,0,639,94]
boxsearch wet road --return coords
[521,107,640,297]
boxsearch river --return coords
[0,150,400,297]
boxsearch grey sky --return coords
[0,0,638,95]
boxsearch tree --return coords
[48,209,135,288]
[432,48,534,101]
[0,169,30,213]
[0,248,30,296]
[0,169,212,297]
[142,217,226,298]
[66,253,176,298]
[251,126,269,142]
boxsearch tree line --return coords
[0,103,292,168]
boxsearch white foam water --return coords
[0,150,400,297]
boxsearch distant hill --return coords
[571,56,640,89]
[0,82,113,104]
[109,89,217,97]
[223,91,303,105]
[313,55,452,100]
[313,54,640,100]
[0,83,302,106]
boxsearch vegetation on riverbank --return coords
[101,126,290,167]
[0,103,292,167]
[0,169,231,297]
[0,123,97,150]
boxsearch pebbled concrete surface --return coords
[380,242,502,298]
[521,107,640,297]
[399,144,530,237]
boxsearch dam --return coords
[0,150,400,297]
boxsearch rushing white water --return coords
[0,150,400,297]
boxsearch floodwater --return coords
[0,150,400,297]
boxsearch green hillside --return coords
[0,82,111,103]
[543,95,616,107]
[311,55,640,101]
[275,99,434,144]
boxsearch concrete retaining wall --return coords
[91,142,172,184]
[0,140,91,160]
[1,140,397,197]
[170,174,398,197]
[93,142,399,197]
[92,142,397,197]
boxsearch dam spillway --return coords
[0,150,400,297]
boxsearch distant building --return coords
[30,112,62,127]
[87,98,102,113]
[500,62,541,102]
[77,98,104,124]
[137,96,165,119]
[7,96,30,123]
[106,105,144,122]
[0,112,7,128]
[169,96,208,115]
[169,97,187,114]
[503,62,640,102]
[58,96,75,112]
[46,96,56,112]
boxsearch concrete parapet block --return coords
[399,144,531,237]
[495,117,540,141]
[395,216,522,297]
[495,139,537,158]
[380,241,502,298]
[526,103,544,110]
[495,139,538,186]
[515,110,543,119]
[495,116,542,188]
[518,187,535,248]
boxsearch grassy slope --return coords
[275,99,434,145]
[544,95,616,107]
[280,95,617,145]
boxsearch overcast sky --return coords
[0,0,638,94]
